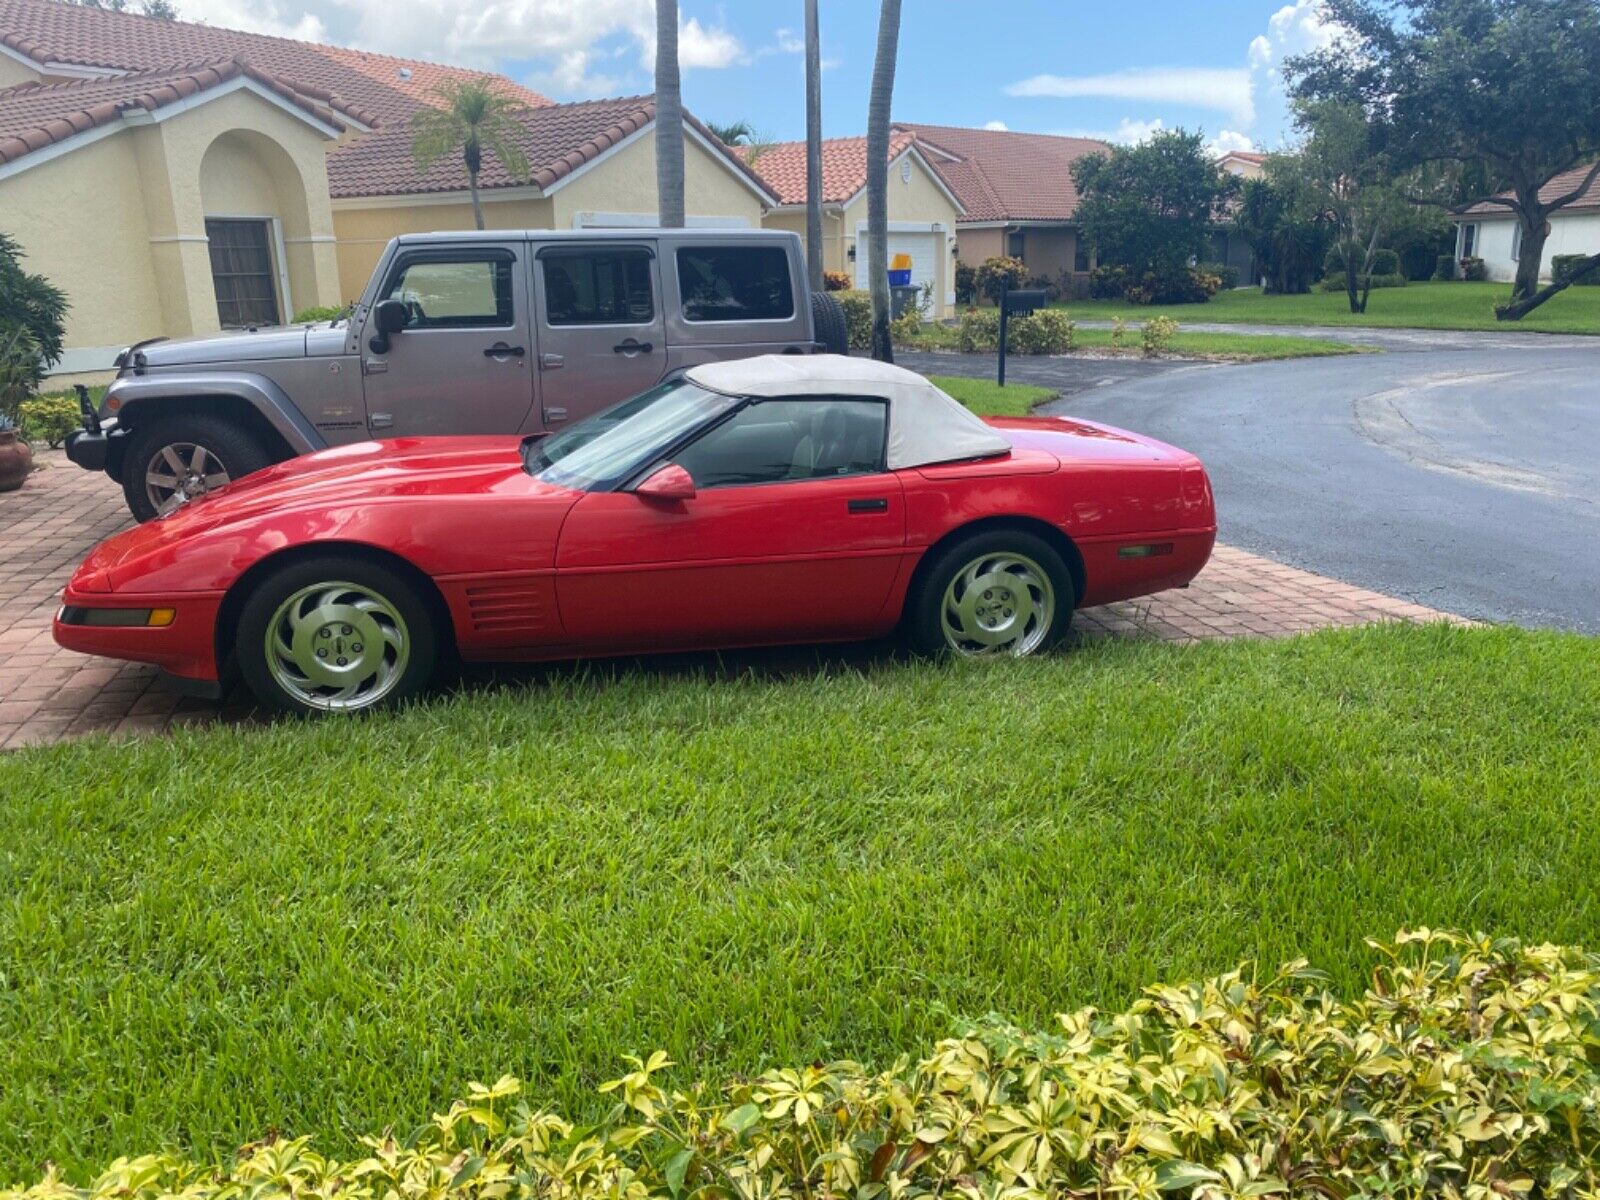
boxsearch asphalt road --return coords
[900,339,1600,633]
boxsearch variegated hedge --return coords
[10,931,1598,1200]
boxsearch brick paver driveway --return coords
[1,450,1461,749]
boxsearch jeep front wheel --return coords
[122,416,274,522]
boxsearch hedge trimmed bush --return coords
[1199,261,1240,291]
[836,289,872,351]
[1461,256,1488,282]
[291,304,350,323]
[12,932,1596,1200]
[1552,254,1600,286]
[1320,272,1407,292]
[956,308,1074,354]
[17,392,78,448]
[974,256,1029,303]
[1436,253,1459,281]
[1090,265,1220,305]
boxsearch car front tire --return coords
[122,416,274,522]
[235,555,439,716]
[905,529,1075,657]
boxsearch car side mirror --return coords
[368,298,408,354]
[634,463,696,502]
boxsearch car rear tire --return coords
[235,555,439,716]
[905,529,1074,657]
[811,291,850,355]
[122,415,274,522]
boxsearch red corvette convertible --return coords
[55,356,1215,714]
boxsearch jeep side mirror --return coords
[369,298,408,354]
[634,463,696,502]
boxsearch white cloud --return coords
[170,0,329,40]
[1208,129,1256,155]
[772,27,805,55]
[983,120,1008,131]
[678,17,745,69]
[1246,0,1343,140]
[1052,117,1167,145]
[1006,67,1254,127]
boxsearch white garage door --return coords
[854,229,939,313]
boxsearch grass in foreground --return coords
[926,373,1055,416]
[2,623,1597,1179]
[906,324,1361,362]
[1057,281,1600,333]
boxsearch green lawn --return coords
[1056,281,1600,333]
[927,373,1056,416]
[3,623,1598,1179]
[906,324,1362,362]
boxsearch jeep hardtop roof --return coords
[392,228,799,246]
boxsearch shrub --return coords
[821,270,852,292]
[1552,254,1600,286]
[1319,272,1407,292]
[18,392,79,448]
[292,304,351,323]
[1142,314,1179,355]
[0,232,68,384]
[17,933,1597,1200]
[1198,261,1239,290]
[835,289,872,351]
[888,306,923,348]
[0,325,40,426]
[1435,253,1459,280]
[974,255,1028,303]
[1110,316,1128,349]
[1008,308,1074,354]
[1090,264,1218,305]
[953,261,978,306]
[1460,256,1488,281]
[957,307,999,352]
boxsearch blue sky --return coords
[192,0,1339,152]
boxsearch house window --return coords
[206,218,280,328]
[1007,231,1025,260]
[1074,239,1091,273]
[676,246,794,322]
[1460,222,1478,259]
[541,249,654,325]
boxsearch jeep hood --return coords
[131,321,347,367]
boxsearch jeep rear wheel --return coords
[122,416,274,522]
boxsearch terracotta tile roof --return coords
[0,57,341,165]
[327,94,776,202]
[1458,161,1600,216]
[0,0,550,127]
[892,122,1111,223]
[1218,150,1266,164]
[734,132,918,205]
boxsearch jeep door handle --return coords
[613,339,653,355]
[483,343,525,358]
[540,352,564,369]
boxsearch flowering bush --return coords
[18,392,79,448]
[10,933,1598,1200]
[822,270,852,292]
[974,255,1029,303]
[1142,314,1179,355]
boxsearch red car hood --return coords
[984,415,1200,464]
[81,436,555,579]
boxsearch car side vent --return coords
[464,580,551,635]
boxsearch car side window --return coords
[541,249,655,326]
[383,257,514,328]
[676,246,795,322]
[672,398,887,489]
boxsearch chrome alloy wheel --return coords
[939,551,1056,656]
[264,581,410,711]
[145,442,230,516]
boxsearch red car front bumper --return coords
[53,581,225,692]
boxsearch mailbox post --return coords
[997,282,1048,387]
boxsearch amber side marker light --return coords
[59,607,176,627]
[1117,543,1175,559]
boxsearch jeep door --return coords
[359,243,538,437]
[532,242,667,429]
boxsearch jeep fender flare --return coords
[104,372,329,458]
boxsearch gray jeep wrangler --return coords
[68,228,849,521]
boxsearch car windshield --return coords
[523,379,738,491]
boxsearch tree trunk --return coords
[1502,212,1548,314]
[865,0,903,363]
[654,0,685,229]
[468,173,485,230]
[1497,250,1600,319]
[463,140,486,230]
[803,0,824,294]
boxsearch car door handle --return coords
[613,339,654,355]
[847,498,889,513]
[540,352,564,369]
[483,343,525,358]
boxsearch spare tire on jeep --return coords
[811,291,849,356]
[122,415,275,522]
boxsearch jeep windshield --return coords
[523,379,738,491]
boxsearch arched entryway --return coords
[198,129,317,326]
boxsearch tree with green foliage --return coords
[0,232,68,399]
[66,0,178,17]
[1286,0,1600,319]
[411,80,529,231]
[1232,166,1334,295]
[704,120,753,146]
[1071,130,1232,290]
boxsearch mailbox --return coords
[1002,288,1048,315]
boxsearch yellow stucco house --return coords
[0,0,775,381]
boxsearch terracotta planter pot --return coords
[0,429,33,492]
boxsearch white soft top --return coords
[684,354,1013,470]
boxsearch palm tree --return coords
[706,120,755,146]
[866,0,903,362]
[411,78,529,231]
[655,0,685,228]
[804,0,824,293]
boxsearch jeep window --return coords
[676,246,795,322]
[541,249,655,326]
[383,258,514,328]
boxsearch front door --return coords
[359,244,537,438]
[554,396,906,649]
[533,242,667,429]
